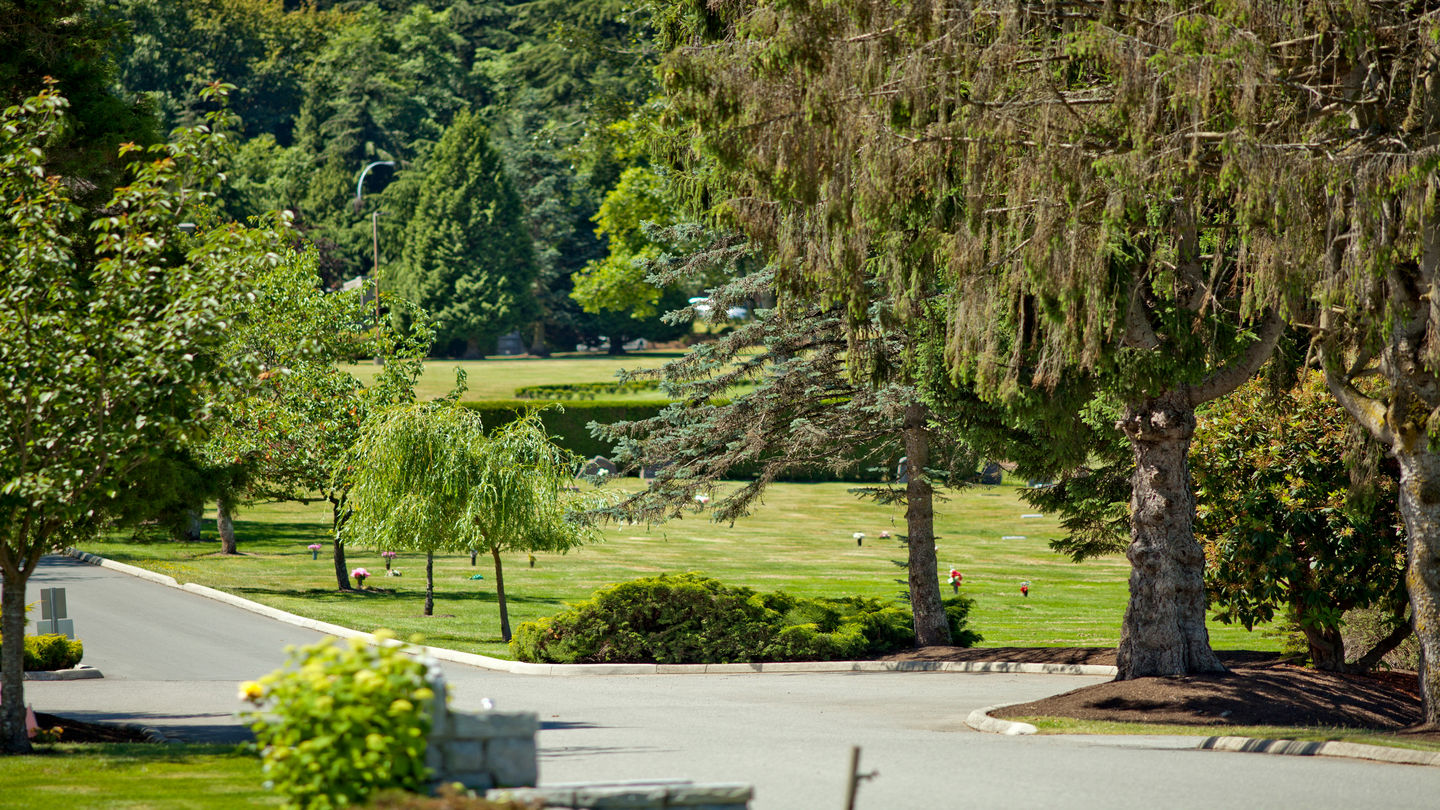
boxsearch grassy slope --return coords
[80,482,1282,661]
[0,744,277,809]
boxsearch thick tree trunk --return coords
[1300,623,1347,672]
[491,546,511,643]
[424,551,434,617]
[1115,394,1225,679]
[529,321,549,357]
[217,498,237,555]
[1394,450,1440,726]
[902,403,950,646]
[331,499,352,592]
[1,568,33,753]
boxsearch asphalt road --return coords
[20,555,1440,809]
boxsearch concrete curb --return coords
[963,705,1440,769]
[965,704,1038,736]
[59,548,1110,677]
[1199,735,1440,768]
[24,665,103,681]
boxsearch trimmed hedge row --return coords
[1,634,84,671]
[514,380,661,399]
[510,573,981,664]
[460,400,891,483]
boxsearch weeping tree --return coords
[348,406,599,641]
[657,0,1367,680]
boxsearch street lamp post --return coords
[355,160,395,365]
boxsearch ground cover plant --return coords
[79,482,1283,659]
[0,743,278,809]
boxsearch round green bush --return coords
[1,634,85,671]
[511,573,982,664]
[241,630,434,810]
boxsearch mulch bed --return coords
[884,646,1437,741]
[33,712,154,744]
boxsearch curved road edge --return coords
[62,547,1116,677]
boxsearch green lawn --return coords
[1015,717,1440,753]
[0,744,276,809]
[80,481,1283,661]
[341,351,687,402]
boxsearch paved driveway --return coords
[22,555,1440,809]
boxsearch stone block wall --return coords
[488,781,753,809]
[425,690,539,792]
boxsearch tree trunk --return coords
[1394,450,1440,726]
[1,568,33,753]
[529,321,549,357]
[331,499,352,592]
[217,498,237,555]
[607,338,626,356]
[424,551,434,617]
[1115,394,1226,679]
[1300,622,1347,672]
[1349,612,1413,674]
[491,546,510,643]
[902,403,950,646]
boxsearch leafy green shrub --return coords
[1,634,85,671]
[511,573,980,664]
[241,630,435,810]
[514,380,660,400]
[944,596,983,647]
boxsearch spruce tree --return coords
[394,109,538,356]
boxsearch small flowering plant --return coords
[240,629,435,809]
[694,494,711,507]
[381,550,398,570]
[352,567,371,588]
[879,530,891,539]
[306,543,322,560]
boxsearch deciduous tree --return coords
[0,85,249,753]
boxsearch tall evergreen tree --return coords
[393,109,537,356]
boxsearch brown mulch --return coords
[883,646,1437,740]
[33,712,154,744]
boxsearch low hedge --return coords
[0,634,85,671]
[510,573,981,664]
[461,400,891,482]
[514,380,661,399]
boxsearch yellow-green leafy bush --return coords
[241,630,434,809]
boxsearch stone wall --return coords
[488,781,754,809]
[425,690,538,792]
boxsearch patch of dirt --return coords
[33,712,154,744]
[885,646,1437,741]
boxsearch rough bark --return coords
[217,499,237,555]
[1394,450,1440,726]
[491,546,511,643]
[902,403,951,646]
[0,568,33,753]
[1115,392,1226,679]
[424,551,434,617]
[331,499,352,592]
[529,321,549,357]
[1300,623,1347,672]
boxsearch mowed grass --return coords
[340,350,687,402]
[78,482,1283,660]
[0,744,277,809]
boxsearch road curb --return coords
[965,704,1038,735]
[24,665,103,681]
[1198,735,1440,768]
[59,548,1112,678]
[963,704,1440,769]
